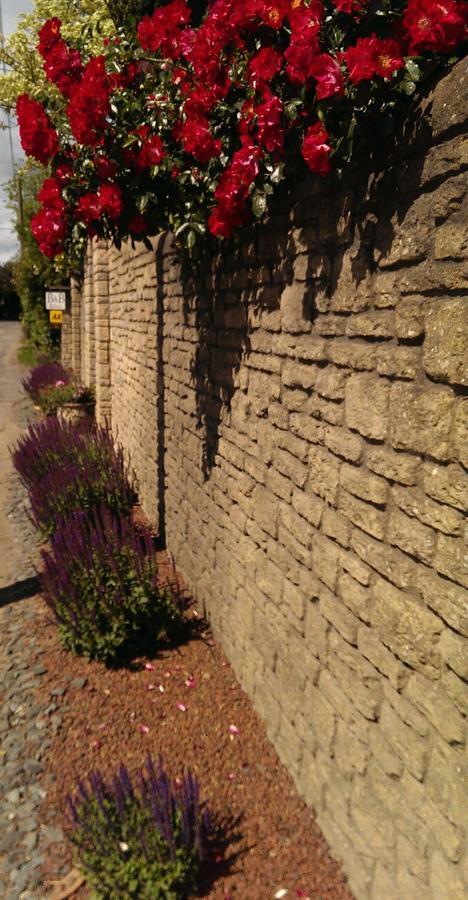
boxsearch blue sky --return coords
[0,0,33,263]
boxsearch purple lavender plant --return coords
[39,507,181,662]
[66,754,212,898]
[12,416,92,491]
[12,418,136,534]
[22,362,70,403]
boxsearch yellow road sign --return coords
[49,310,63,325]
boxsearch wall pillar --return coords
[70,276,82,377]
[60,291,73,371]
[81,241,95,387]
[93,241,111,424]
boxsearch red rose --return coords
[128,214,148,236]
[76,192,102,228]
[255,94,285,154]
[37,17,62,56]
[97,183,123,221]
[208,138,262,238]
[402,0,467,54]
[262,0,291,29]
[285,3,323,84]
[38,177,65,213]
[31,207,67,258]
[67,57,109,146]
[54,161,73,183]
[302,122,332,175]
[343,35,405,84]
[16,95,59,164]
[248,47,283,88]
[138,0,191,58]
[308,53,344,99]
[95,156,118,180]
[331,0,366,16]
[38,19,83,97]
[176,115,221,163]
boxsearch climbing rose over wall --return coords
[16,0,468,259]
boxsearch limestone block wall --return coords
[106,237,161,530]
[161,60,468,900]
[67,59,468,900]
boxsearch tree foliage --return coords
[0,260,20,319]
[0,0,114,111]
[6,163,62,356]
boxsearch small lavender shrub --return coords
[12,418,135,533]
[67,755,211,900]
[22,362,70,404]
[12,416,91,491]
[40,508,181,662]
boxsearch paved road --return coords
[0,321,31,588]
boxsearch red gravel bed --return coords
[33,552,353,900]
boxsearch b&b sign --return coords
[45,289,67,311]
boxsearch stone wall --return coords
[107,238,161,530]
[66,59,468,899]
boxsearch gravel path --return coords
[0,323,68,899]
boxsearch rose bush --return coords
[16,0,467,259]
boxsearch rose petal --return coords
[145,663,155,671]
[138,724,149,734]
[91,740,102,750]
[164,670,171,678]
[177,703,187,712]
[229,724,239,735]
[147,684,155,691]
[185,677,196,688]
[274,891,288,899]
[158,684,165,693]
[228,772,235,780]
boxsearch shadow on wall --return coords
[178,94,437,480]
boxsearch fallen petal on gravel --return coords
[138,724,149,734]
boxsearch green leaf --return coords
[252,192,267,218]
[137,194,149,213]
[405,59,421,81]
[186,229,196,250]
[270,163,284,185]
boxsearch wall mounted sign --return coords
[45,290,67,311]
[49,309,63,325]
